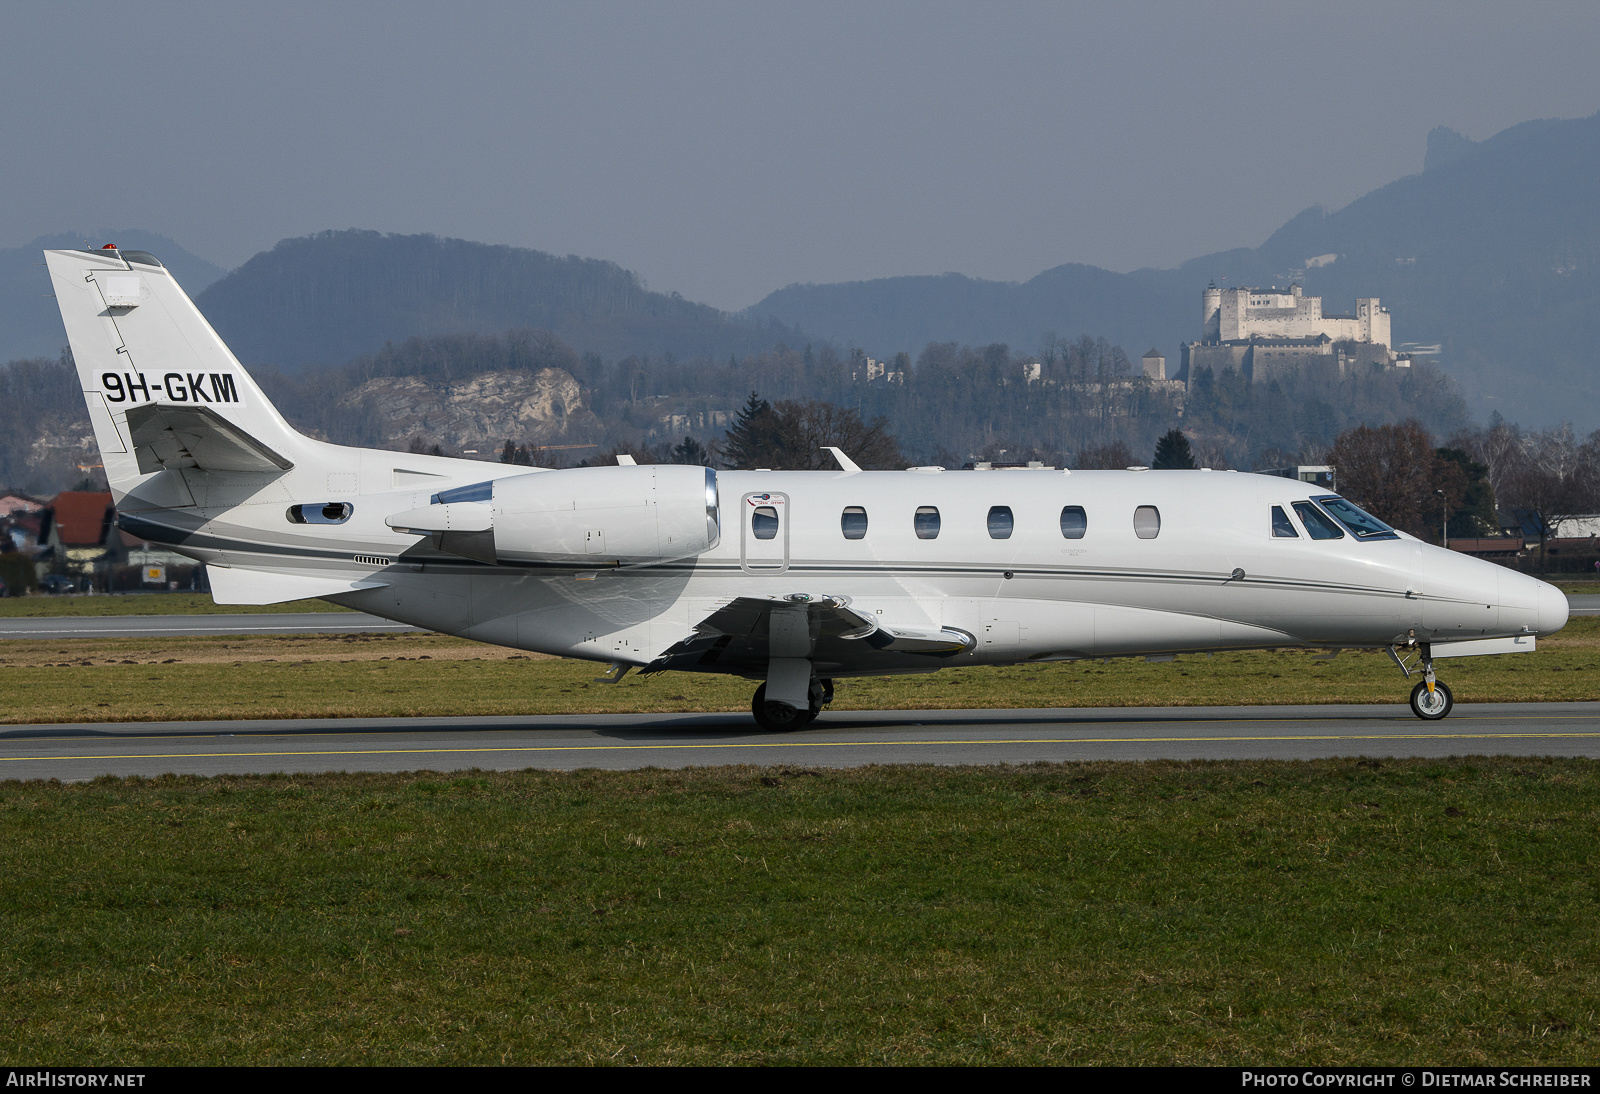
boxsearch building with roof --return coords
[40,491,121,586]
[37,491,192,590]
[1181,282,1410,387]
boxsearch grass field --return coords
[1,759,1597,1064]
[0,592,353,617]
[3,618,1599,725]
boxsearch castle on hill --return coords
[1181,282,1409,386]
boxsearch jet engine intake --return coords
[387,465,720,567]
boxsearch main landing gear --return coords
[1388,641,1453,721]
[751,678,834,732]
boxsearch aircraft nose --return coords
[1537,580,1570,637]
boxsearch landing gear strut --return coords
[751,678,832,732]
[1389,641,1453,720]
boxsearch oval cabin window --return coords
[841,506,868,540]
[987,506,1014,539]
[751,506,779,540]
[1060,506,1087,539]
[914,506,941,539]
[287,502,353,525]
[1133,505,1160,539]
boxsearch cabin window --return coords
[841,506,868,540]
[1271,505,1299,538]
[287,502,353,525]
[1133,505,1160,539]
[987,506,1014,539]
[1315,496,1398,540]
[1292,501,1344,540]
[751,506,779,540]
[914,506,941,539]
[1060,506,1087,539]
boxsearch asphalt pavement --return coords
[2,702,1597,781]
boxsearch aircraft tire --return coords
[1409,679,1453,720]
[751,684,819,732]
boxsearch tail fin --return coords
[44,246,308,498]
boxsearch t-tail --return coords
[45,245,312,500]
[43,244,482,605]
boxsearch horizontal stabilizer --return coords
[208,566,388,605]
[127,403,294,475]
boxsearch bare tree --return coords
[1328,420,1439,536]
[1497,425,1600,565]
[1073,441,1136,470]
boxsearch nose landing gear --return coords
[1410,678,1454,720]
[1388,642,1453,720]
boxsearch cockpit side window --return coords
[1292,500,1344,540]
[1271,505,1299,538]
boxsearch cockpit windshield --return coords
[1291,501,1344,540]
[1314,495,1398,540]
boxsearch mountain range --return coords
[746,112,1600,429]
[0,230,226,361]
[3,108,1598,428]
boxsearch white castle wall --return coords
[1207,285,1390,349]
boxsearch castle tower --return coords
[1142,349,1166,380]
[1202,282,1222,340]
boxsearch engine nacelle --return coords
[387,465,720,566]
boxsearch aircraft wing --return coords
[642,595,974,676]
[125,403,294,475]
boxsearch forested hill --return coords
[747,110,1600,430]
[196,230,802,371]
[0,230,226,361]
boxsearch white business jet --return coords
[46,245,1568,728]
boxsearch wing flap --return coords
[642,595,971,675]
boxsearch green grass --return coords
[1,759,1597,1064]
[0,592,353,617]
[4,619,1600,724]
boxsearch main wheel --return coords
[751,683,819,732]
[1409,679,1454,720]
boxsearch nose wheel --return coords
[1409,679,1453,720]
[1389,642,1455,720]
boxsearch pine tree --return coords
[1151,428,1197,469]
[721,391,782,469]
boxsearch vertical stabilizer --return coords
[44,246,308,499]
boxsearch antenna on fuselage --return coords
[821,447,862,473]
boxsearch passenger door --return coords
[741,491,789,574]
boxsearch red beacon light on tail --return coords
[101,243,118,250]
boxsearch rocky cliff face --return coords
[27,413,101,491]
[337,368,601,453]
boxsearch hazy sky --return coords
[4,1,1598,310]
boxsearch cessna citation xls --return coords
[46,245,1568,728]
